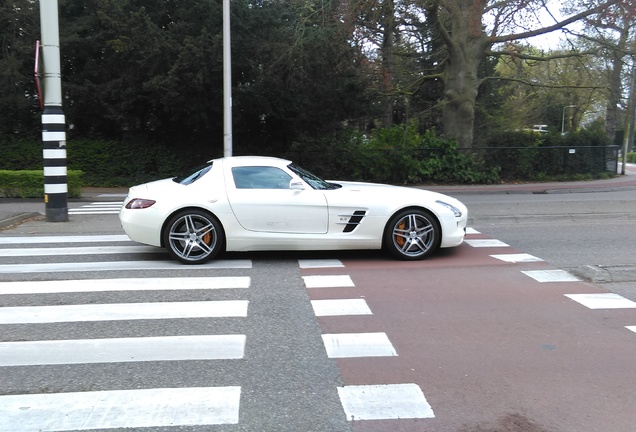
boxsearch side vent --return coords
[342,210,366,233]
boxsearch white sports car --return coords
[119,156,468,264]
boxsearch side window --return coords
[232,166,293,189]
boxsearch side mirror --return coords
[290,180,305,190]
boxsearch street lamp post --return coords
[562,105,576,135]
[223,0,232,157]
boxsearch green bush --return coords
[0,136,194,187]
[0,137,42,170]
[482,128,615,180]
[288,123,500,184]
[627,152,636,163]
[66,138,190,187]
[0,170,83,198]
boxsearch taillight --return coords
[125,198,156,209]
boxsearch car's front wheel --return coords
[384,209,440,260]
[163,209,224,264]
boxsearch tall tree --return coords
[420,0,620,148]
[0,0,40,137]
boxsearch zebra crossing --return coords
[0,233,431,431]
[0,236,254,431]
[3,228,636,430]
[68,201,123,215]
[0,234,254,431]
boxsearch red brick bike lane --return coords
[302,242,636,432]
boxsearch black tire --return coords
[163,209,224,264]
[384,209,441,260]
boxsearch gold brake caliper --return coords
[203,232,211,245]
[395,221,406,247]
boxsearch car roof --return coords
[210,156,293,166]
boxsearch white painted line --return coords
[0,259,252,274]
[0,300,249,324]
[0,245,161,257]
[464,239,509,247]
[86,202,123,206]
[302,275,355,288]
[311,299,372,316]
[0,387,241,430]
[298,259,344,268]
[522,269,581,282]
[337,384,434,420]
[0,235,131,244]
[626,326,636,334]
[0,277,250,295]
[565,293,636,309]
[490,253,544,263]
[466,227,480,234]
[68,210,120,215]
[98,193,128,198]
[0,335,246,366]
[322,332,397,358]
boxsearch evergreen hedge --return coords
[0,170,83,198]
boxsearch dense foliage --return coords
[0,0,629,186]
[0,169,83,198]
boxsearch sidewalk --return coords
[0,187,128,230]
[3,166,636,230]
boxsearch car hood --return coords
[332,180,460,202]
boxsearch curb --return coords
[0,212,43,230]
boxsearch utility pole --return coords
[39,0,68,222]
[223,0,232,157]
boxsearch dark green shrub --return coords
[0,170,83,198]
[289,124,499,184]
[0,137,42,170]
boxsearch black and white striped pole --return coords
[39,0,68,222]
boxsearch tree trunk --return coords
[438,1,490,148]
[605,25,630,143]
[380,0,396,128]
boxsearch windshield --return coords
[288,163,340,190]
[173,162,213,185]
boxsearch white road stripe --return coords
[0,245,160,257]
[564,293,636,309]
[322,332,397,358]
[84,202,123,206]
[0,235,131,244]
[0,277,250,295]
[522,269,581,282]
[68,210,120,215]
[298,259,344,268]
[0,335,246,366]
[311,299,372,316]
[337,384,434,420]
[464,239,509,247]
[0,300,249,324]
[0,259,252,273]
[302,275,355,288]
[490,253,544,263]
[0,387,241,430]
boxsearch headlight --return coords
[436,200,462,217]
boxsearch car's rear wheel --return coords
[163,209,224,264]
[384,209,440,260]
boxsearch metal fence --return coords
[468,145,620,179]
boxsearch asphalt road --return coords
[1,191,636,431]
[459,188,636,301]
